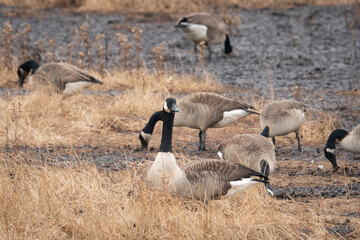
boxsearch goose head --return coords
[17,60,39,88]
[163,97,179,114]
[324,147,339,172]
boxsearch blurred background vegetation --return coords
[0,0,358,12]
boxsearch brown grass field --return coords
[0,1,360,239]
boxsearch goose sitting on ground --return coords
[139,92,260,151]
[260,100,306,152]
[217,126,275,193]
[324,125,360,172]
[145,97,269,201]
[176,12,233,59]
[17,60,103,96]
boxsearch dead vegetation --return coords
[0,0,358,12]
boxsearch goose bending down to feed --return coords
[176,12,233,59]
[139,92,260,151]
[260,100,306,152]
[217,126,275,193]
[145,97,269,201]
[324,125,360,172]
[17,60,103,96]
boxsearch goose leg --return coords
[198,130,206,151]
[296,131,302,153]
[194,44,200,61]
[207,44,212,60]
[271,137,278,152]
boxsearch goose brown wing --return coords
[182,92,259,113]
[261,100,304,120]
[182,159,267,182]
[181,171,231,200]
[59,63,96,81]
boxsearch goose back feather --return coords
[260,100,305,152]
[217,134,276,173]
[339,125,360,153]
[260,100,305,136]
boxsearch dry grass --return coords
[1,154,357,239]
[0,0,358,12]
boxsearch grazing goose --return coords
[217,126,275,176]
[145,97,269,201]
[139,92,260,151]
[217,126,275,192]
[17,60,103,96]
[324,125,360,171]
[260,100,305,152]
[176,12,233,59]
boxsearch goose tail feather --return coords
[90,77,104,85]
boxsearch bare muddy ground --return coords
[0,4,360,226]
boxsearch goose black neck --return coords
[142,111,163,134]
[260,126,270,137]
[224,34,232,54]
[19,60,40,74]
[325,129,348,149]
[159,111,175,152]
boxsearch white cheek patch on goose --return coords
[326,148,336,154]
[217,151,224,160]
[180,23,208,42]
[141,131,152,142]
[163,101,170,113]
[214,110,251,128]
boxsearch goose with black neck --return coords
[145,98,269,201]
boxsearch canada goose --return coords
[17,60,103,96]
[324,125,360,171]
[176,12,233,59]
[139,92,260,151]
[260,100,305,152]
[217,126,275,192]
[146,97,269,201]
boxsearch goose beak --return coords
[171,105,179,112]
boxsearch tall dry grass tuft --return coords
[301,109,339,145]
[79,19,93,69]
[1,21,15,69]
[131,27,143,70]
[95,33,105,75]
[151,44,167,75]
